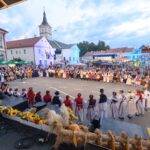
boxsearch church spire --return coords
[39,10,52,40]
[41,10,49,25]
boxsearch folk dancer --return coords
[27,87,35,107]
[127,90,136,118]
[43,90,52,103]
[99,89,108,126]
[87,94,97,122]
[119,90,127,120]
[52,91,62,107]
[75,93,84,123]
[102,72,107,83]
[110,92,118,119]
[126,74,132,85]
[135,90,144,116]
[144,88,150,111]
[64,95,72,109]
[35,91,42,103]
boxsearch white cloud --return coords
[0,0,150,47]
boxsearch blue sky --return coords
[0,0,150,48]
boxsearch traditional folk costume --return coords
[127,92,136,118]
[75,97,84,122]
[135,75,141,86]
[45,69,49,77]
[99,94,107,125]
[43,94,52,103]
[110,96,118,119]
[87,98,96,122]
[35,92,42,103]
[103,72,107,83]
[64,99,72,109]
[135,92,144,115]
[126,75,132,85]
[63,71,67,79]
[119,94,127,119]
[52,92,62,107]
[144,89,150,110]
[96,73,100,81]
[109,72,113,83]
[106,73,110,83]
[27,88,35,107]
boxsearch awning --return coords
[93,53,117,57]
[0,0,26,10]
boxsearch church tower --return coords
[39,11,52,40]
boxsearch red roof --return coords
[83,47,134,57]
[6,37,42,49]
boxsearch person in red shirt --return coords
[27,87,35,107]
[43,90,52,103]
[64,95,72,109]
[74,93,84,122]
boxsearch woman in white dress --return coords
[118,90,127,120]
[126,74,132,85]
[110,92,118,119]
[135,90,144,115]
[103,72,107,83]
[45,69,49,77]
[106,72,110,83]
[127,90,136,118]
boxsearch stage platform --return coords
[0,96,149,149]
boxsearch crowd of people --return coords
[1,84,150,128]
[43,67,149,88]
[0,64,149,128]
[0,65,149,89]
[0,66,33,82]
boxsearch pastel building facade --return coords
[6,36,54,67]
[39,11,80,65]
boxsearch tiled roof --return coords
[83,51,95,57]
[83,47,134,57]
[6,37,42,49]
[48,40,74,49]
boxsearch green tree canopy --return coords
[77,40,110,57]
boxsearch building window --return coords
[11,50,13,54]
[73,57,75,61]
[64,57,66,61]
[24,49,26,54]
[19,50,21,54]
[39,49,41,54]
[69,57,71,61]
[16,50,18,54]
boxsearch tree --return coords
[78,40,110,57]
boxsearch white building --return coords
[0,28,8,61]
[39,11,80,65]
[6,36,54,67]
